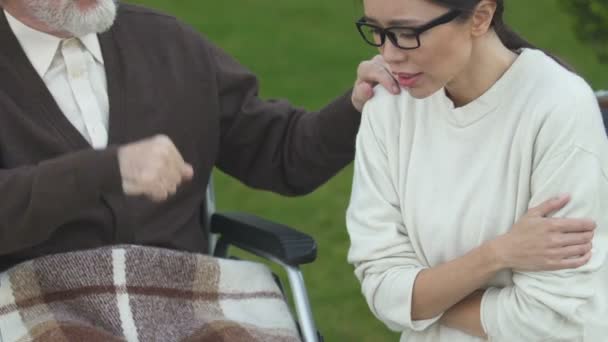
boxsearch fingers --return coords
[162,136,194,181]
[556,242,593,259]
[546,229,593,249]
[352,56,399,112]
[556,250,593,269]
[354,82,374,100]
[181,163,194,180]
[375,70,400,94]
[158,160,192,200]
[155,134,193,188]
[527,194,570,217]
[352,83,374,112]
[150,190,170,202]
[119,135,194,202]
[371,54,386,65]
[168,149,193,183]
[548,218,596,233]
[558,231,595,248]
[121,179,143,196]
[162,167,182,194]
[151,167,192,201]
[150,173,181,202]
[543,231,593,270]
[357,55,399,94]
[370,55,399,94]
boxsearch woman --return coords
[346,0,608,341]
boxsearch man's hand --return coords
[351,55,400,112]
[118,135,194,202]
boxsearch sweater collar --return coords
[440,48,534,128]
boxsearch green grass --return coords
[125,1,607,341]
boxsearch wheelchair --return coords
[204,178,323,342]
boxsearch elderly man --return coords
[0,0,396,340]
[0,0,396,267]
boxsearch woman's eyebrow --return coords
[361,15,422,26]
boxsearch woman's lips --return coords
[395,72,423,88]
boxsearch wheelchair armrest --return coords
[211,212,317,266]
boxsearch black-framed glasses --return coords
[355,10,462,50]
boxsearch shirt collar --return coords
[80,34,104,66]
[4,9,104,78]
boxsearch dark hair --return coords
[430,0,572,70]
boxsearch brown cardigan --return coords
[0,4,361,271]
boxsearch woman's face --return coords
[362,0,474,98]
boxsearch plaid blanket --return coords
[0,245,301,342]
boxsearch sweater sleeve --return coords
[481,89,608,341]
[346,104,440,332]
[205,37,361,196]
[0,148,122,255]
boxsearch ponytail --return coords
[493,23,532,51]
[491,1,573,71]
[431,0,574,71]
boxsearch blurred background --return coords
[127,1,607,341]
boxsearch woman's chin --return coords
[404,86,435,99]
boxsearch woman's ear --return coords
[470,0,497,36]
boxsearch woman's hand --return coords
[489,195,596,271]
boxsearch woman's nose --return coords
[380,40,408,64]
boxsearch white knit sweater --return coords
[347,49,608,342]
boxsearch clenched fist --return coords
[118,135,194,202]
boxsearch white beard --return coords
[25,0,118,37]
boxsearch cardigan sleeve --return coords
[481,88,608,341]
[346,102,441,332]
[0,148,122,255]
[204,37,361,196]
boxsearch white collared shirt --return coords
[5,10,109,149]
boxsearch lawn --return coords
[126,1,607,341]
